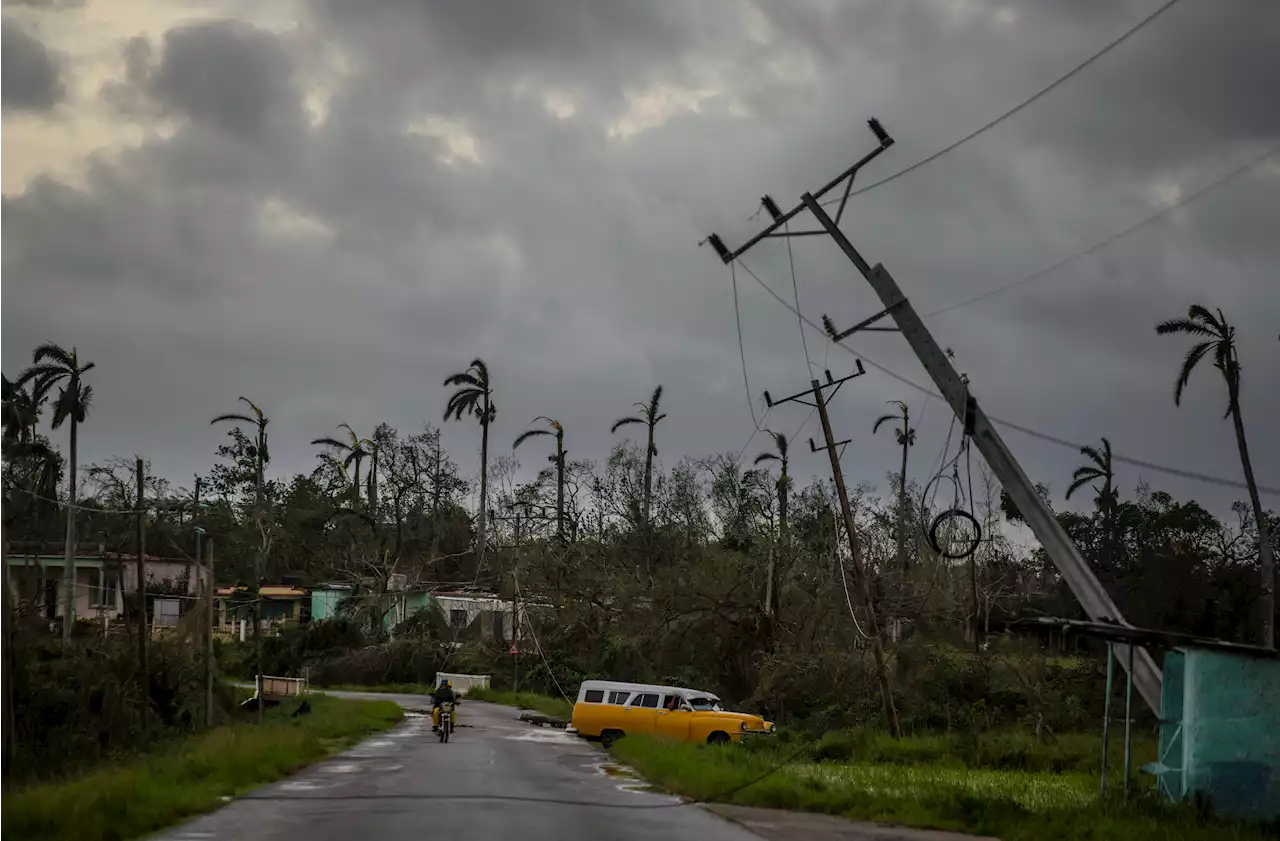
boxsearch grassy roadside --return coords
[612,735,1270,841]
[313,682,434,695]
[465,687,573,719]
[4,695,403,841]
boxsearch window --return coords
[584,689,605,703]
[687,696,718,711]
[492,612,505,642]
[608,690,630,705]
[633,693,659,709]
[450,609,468,629]
[91,572,118,608]
[661,695,686,711]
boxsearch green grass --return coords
[613,735,1270,841]
[465,687,573,719]
[4,695,403,841]
[313,682,435,695]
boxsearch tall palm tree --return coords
[873,400,915,573]
[1157,305,1274,648]
[17,344,94,641]
[513,417,567,542]
[1066,437,1118,575]
[753,431,790,617]
[2,375,44,451]
[444,359,495,558]
[211,397,270,719]
[312,424,372,507]
[611,385,666,533]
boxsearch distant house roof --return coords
[215,584,308,599]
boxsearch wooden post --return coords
[135,457,148,727]
[812,381,902,739]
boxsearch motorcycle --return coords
[436,701,455,743]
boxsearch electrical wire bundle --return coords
[918,416,982,561]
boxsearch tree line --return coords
[1,304,1276,747]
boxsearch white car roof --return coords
[577,679,720,700]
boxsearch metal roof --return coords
[1013,617,1280,660]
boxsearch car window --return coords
[687,696,717,711]
[584,689,605,703]
[634,693,659,708]
[608,690,630,705]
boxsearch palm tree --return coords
[753,431,790,616]
[2,375,44,451]
[312,424,372,508]
[444,359,495,558]
[873,400,915,573]
[611,385,666,533]
[1066,437,1119,575]
[1157,305,1274,648]
[513,417,567,542]
[1066,437,1116,513]
[17,344,94,641]
[211,397,270,719]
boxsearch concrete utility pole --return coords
[702,118,1162,714]
[135,457,148,726]
[763,367,901,738]
[0,476,13,783]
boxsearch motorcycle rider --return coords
[432,679,457,732]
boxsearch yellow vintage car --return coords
[568,680,775,746]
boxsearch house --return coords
[433,591,523,646]
[310,582,432,634]
[4,549,209,629]
[215,584,308,638]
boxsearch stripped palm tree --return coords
[753,431,790,616]
[1066,437,1116,513]
[873,400,915,573]
[611,385,666,533]
[513,417,567,542]
[211,397,270,719]
[1066,437,1118,576]
[1157,305,1274,648]
[444,360,495,558]
[312,424,373,508]
[17,344,94,641]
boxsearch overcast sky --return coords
[4,0,1278,519]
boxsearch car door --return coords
[653,694,693,741]
[624,692,661,734]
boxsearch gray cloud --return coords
[3,0,1277,519]
[2,18,65,112]
[145,19,303,140]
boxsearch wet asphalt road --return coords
[155,692,763,841]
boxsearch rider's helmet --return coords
[439,679,450,688]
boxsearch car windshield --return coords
[687,696,719,711]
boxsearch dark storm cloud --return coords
[2,0,1277,514]
[2,18,65,112]
[146,19,303,140]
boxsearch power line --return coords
[821,0,1185,204]
[732,259,1280,498]
[922,144,1280,317]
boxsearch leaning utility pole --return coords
[763,367,901,738]
[135,457,148,727]
[703,118,1162,714]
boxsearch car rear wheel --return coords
[600,729,625,748]
[707,731,731,745]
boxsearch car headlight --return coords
[769,723,776,733]
[741,720,748,731]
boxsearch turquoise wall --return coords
[1179,648,1280,821]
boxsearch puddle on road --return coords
[599,763,639,780]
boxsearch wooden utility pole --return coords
[763,368,901,738]
[135,457,148,726]
[205,536,216,727]
[3,522,15,775]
